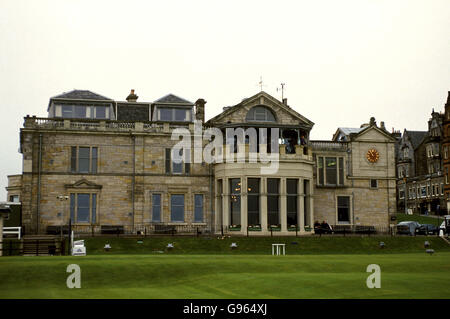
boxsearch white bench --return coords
[3,227,21,239]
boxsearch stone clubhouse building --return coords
[6,89,397,236]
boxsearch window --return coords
[370,179,378,188]
[194,194,204,222]
[267,178,280,226]
[165,148,188,174]
[70,193,97,224]
[287,179,298,226]
[247,178,260,225]
[71,146,98,173]
[170,194,185,222]
[152,194,161,222]
[55,104,110,119]
[318,157,324,184]
[445,146,448,160]
[317,157,344,186]
[9,195,19,203]
[403,148,409,159]
[337,196,350,224]
[245,106,276,122]
[230,179,241,225]
[421,186,426,198]
[326,158,337,185]
[399,189,405,199]
[441,183,444,195]
[158,107,191,122]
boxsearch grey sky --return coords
[1,0,449,200]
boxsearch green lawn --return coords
[0,253,449,299]
[78,235,450,255]
[395,212,444,226]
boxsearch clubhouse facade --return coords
[6,89,397,235]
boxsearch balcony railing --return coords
[23,116,192,133]
[310,140,348,151]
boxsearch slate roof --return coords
[405,130,428,149]
[338,127,365,135]
[50,90,113,101]
[154,94,193,105]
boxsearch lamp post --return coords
[57,195,69,240]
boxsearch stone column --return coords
[214,179,221,233]
[223,178,229,230]
[261,177,268,232]
[280,178,287,232]
[240,176,248,234]
[309,180,315,228]
[298,178,305,233]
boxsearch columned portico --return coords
[280,177,287,232]
[298,178,305,234]
[240,176,248,231]
[260,177,268,232]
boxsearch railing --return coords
[106,121,135,130]
[64,224,211,237]
[3,227,21,239]
[310,140,348,151]
[23,116,198,133]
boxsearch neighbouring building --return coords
[6,89,397,235]
[442,92,450,212]
[396,92,450,216]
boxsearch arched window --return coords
[245,106,276,122]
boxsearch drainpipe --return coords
[37,133,43,234]
[209,164,213,233]
[132,134,136,229]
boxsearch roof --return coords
[50,90,113,101]
[154,94,193,105]
[338,127,365,135]
[206,91,314,128]
[405,130,428,149]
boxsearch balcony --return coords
[23,116,192,133]
[310,140,348,151]
[218,143,313,162]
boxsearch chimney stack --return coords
[380,121,386,130]
[126,89,138,102]
[195,98,207,123]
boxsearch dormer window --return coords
[157,107,192,122]
[54,104,111,120]
[246,106,276,122]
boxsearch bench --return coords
[153,224,176,234]
[100,225,124,235]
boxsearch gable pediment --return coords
[353,126,396,142]
[207,91,314,129]
[64,179,102,189]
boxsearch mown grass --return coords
[0,253,449,299]
[78,235,450,255]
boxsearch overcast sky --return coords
[1,0,449,200]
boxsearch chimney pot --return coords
[282,98,288,105]
[126,89,138,102]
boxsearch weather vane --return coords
[257,76,266,92]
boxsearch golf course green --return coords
[0,236,449,299]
